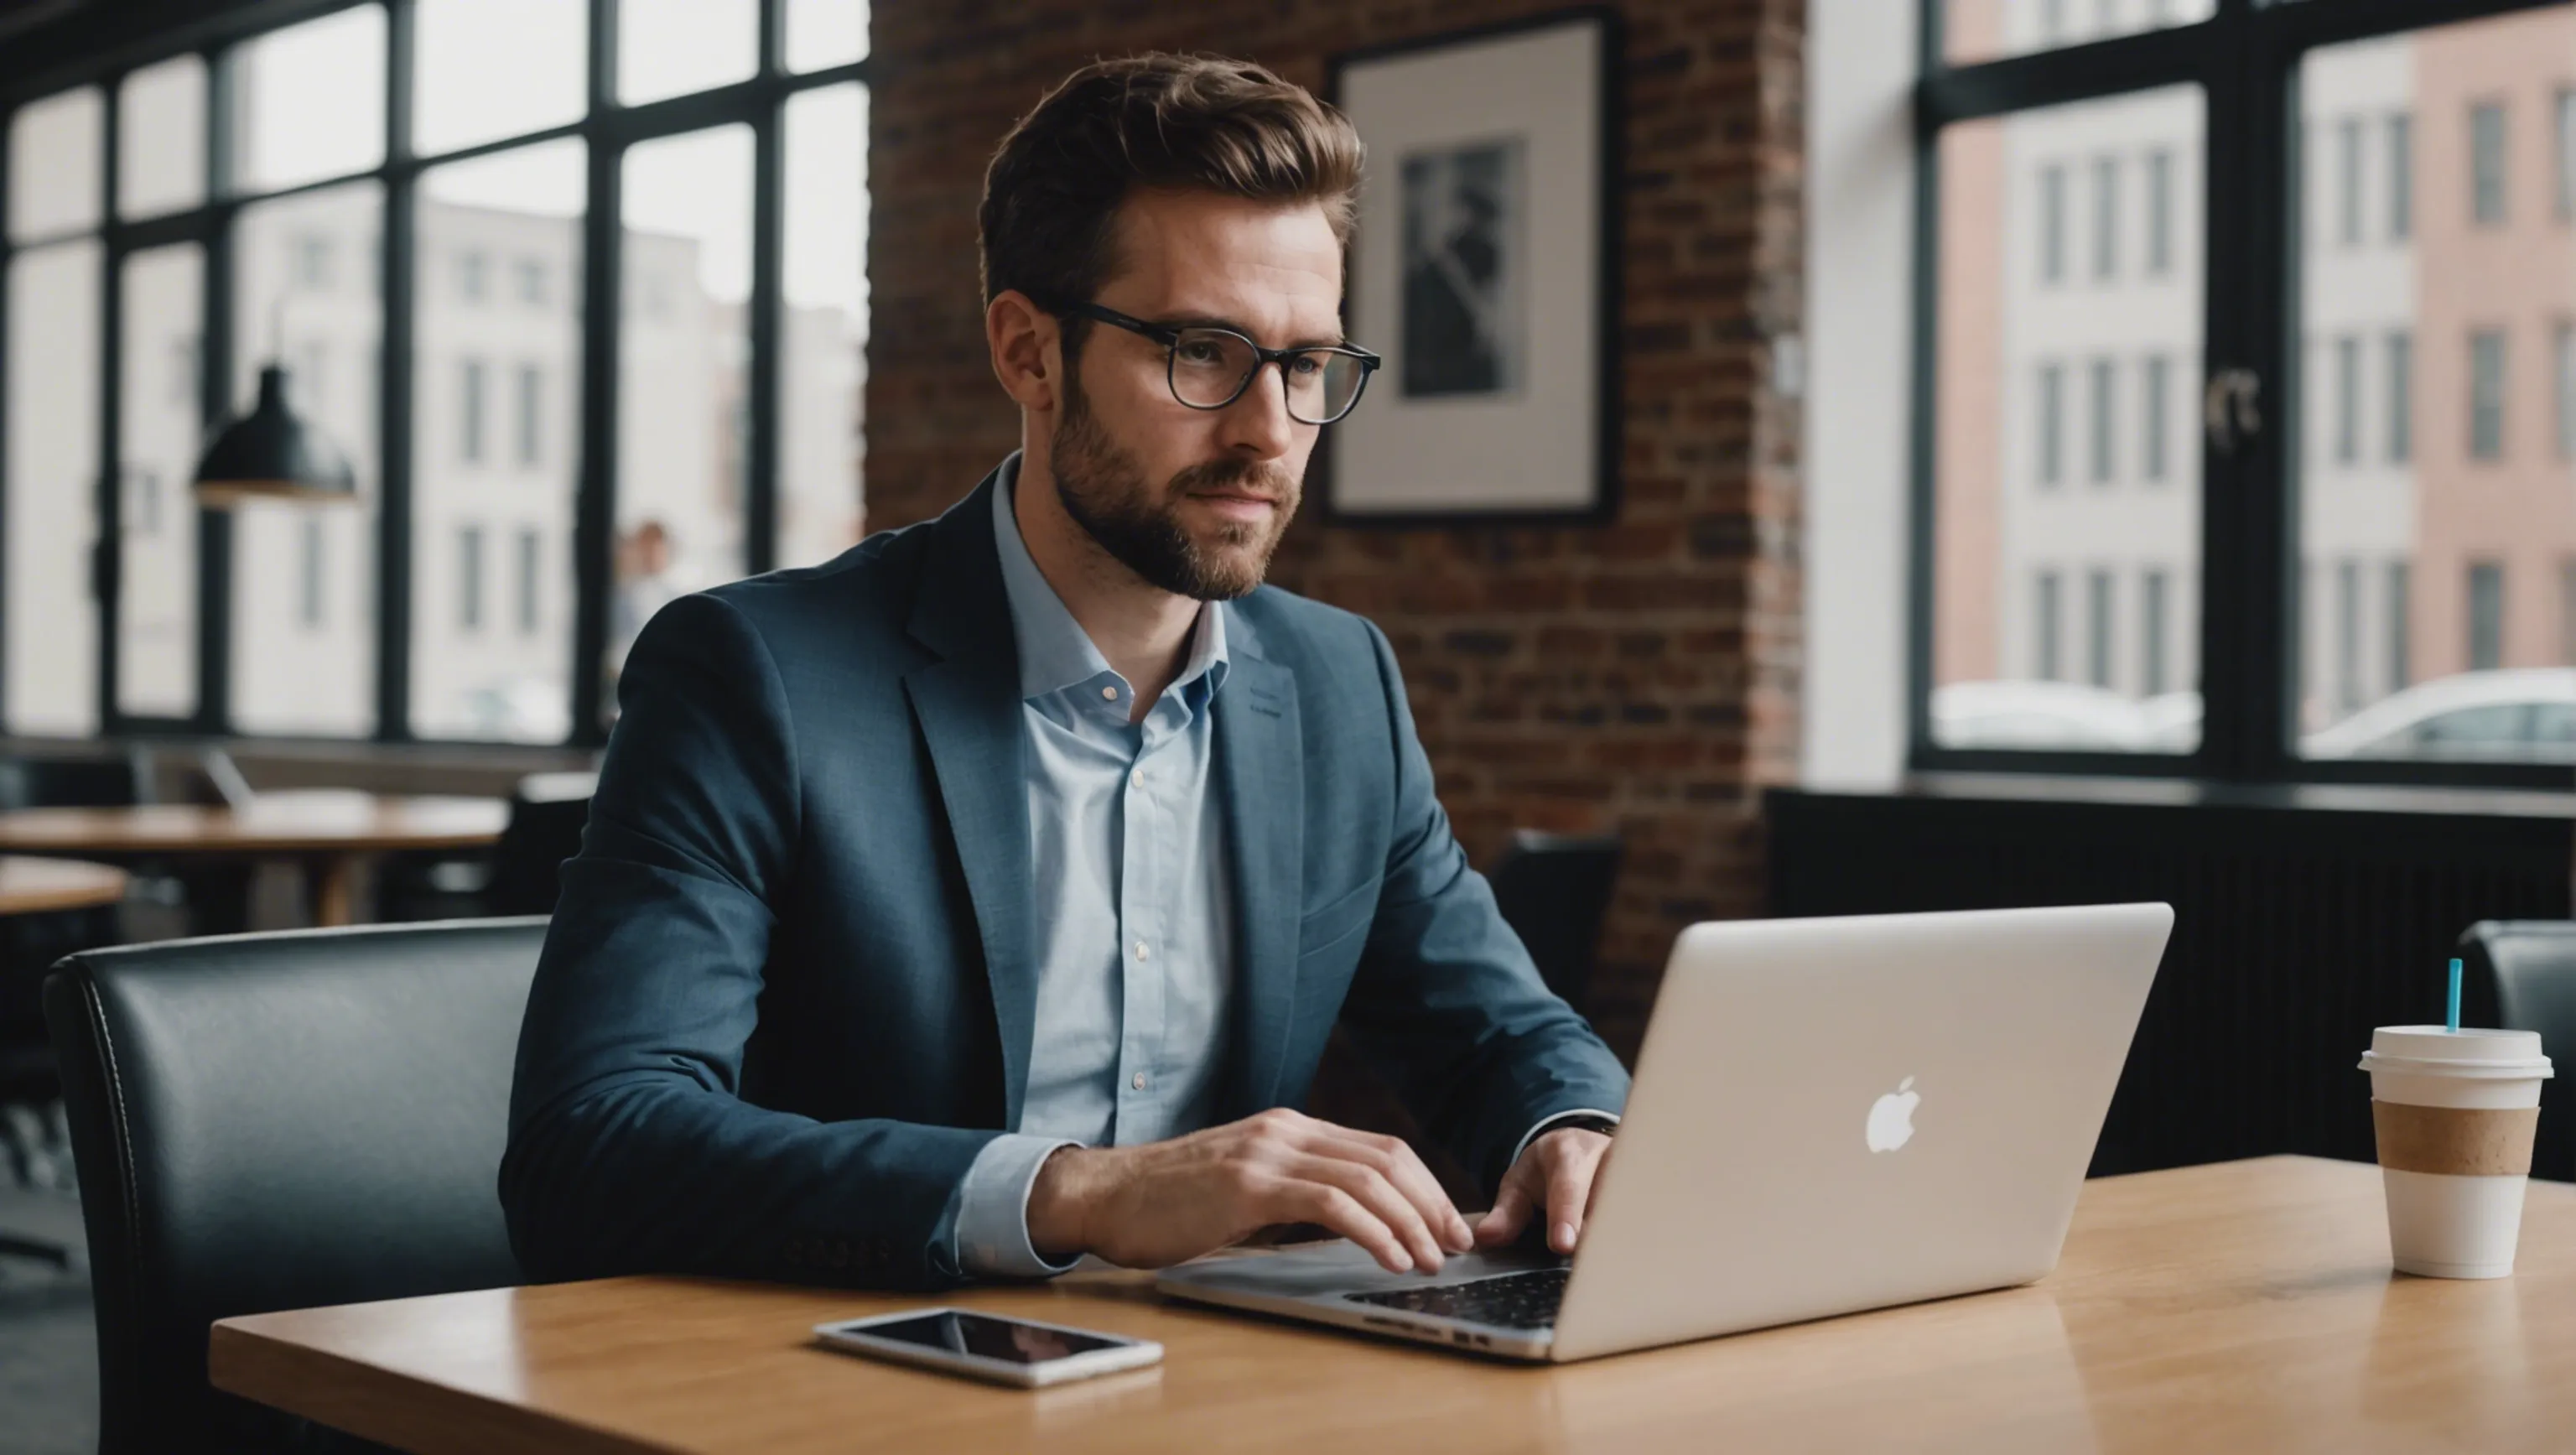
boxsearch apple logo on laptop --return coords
[1866,1077,1919,1153]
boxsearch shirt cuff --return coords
[1510,1109,1623,1171]
[956,1133,1085,1279]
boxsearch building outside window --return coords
[457,247,488,302]
[517,527,542,637]
[516,363,542,466]
[2556,321,2575,460]
[2090,155,2118,280]
[2469,328,2506,460]
[2144,148,2172,273]
[2039,163,2066,283]
[298,516,325,629]
[2036,570,2064,681]
[2336,116,2364,246]
[2086,569,2114,688]
[2466,561,2506,671]
[2385,330,2412,463]
[2088,357,2115,484]
[2387,112,2412,241]
[2335,559,2362,712]
[2333,335,2360,465]
[516,257,546,306]
[2142,354,2168,481]
[2038,361,2064,486]
[460,356,486,464]
[2563,559,2576,665]
[2470,101,2507,226]
[2556,87,2575,220]
[292,232,331,288]
[458,524,484,633]
[2142,568,2169,695]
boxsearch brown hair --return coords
[979,53,1363,347]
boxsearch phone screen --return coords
[854,1312,1130,1364]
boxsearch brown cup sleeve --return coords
[2371,1100,2540,1177]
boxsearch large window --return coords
[1915,0,2574,786]
[0,0,870,745]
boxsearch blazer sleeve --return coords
[1333,620,1633,1193]
[500,592,998,1290]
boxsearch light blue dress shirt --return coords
[954,460,1613,1276]
[955,464,1236,1276]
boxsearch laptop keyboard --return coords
[1343,1267,1568,1329]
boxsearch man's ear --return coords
[987,289,1062,413]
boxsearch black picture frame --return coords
[1322,6,1622,528]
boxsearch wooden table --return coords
[0,855,126,915]
[209,1156,2576,1452]
[0,791,506,926]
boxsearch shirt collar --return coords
[990,454,1229,706]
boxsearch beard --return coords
[1049,371,1301,602]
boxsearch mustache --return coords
[1169,455,1297,502]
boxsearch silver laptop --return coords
[1156,902,2173,1362]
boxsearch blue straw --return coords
[2447,958,2463,1034]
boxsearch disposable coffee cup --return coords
[2359,1026,2553,1279]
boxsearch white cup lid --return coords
[2360,1026,2553,1078]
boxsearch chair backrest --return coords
[487,771,597,917]
[0,751,145,810]
[1485,830,1623,1013]
[2461,920,2576,1182]
[43,918,548,1452]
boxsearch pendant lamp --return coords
[190,362,357,507]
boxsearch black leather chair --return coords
[1486,831,1624,1014]
[486,771,596,916]
[43,917,547,1452]
[2462,920,2576,1183]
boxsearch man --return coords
[502,53,1628,1291]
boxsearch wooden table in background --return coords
[210,1156,2576,1453]
[0,792,506,926]
[0,855,126,916]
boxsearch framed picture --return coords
[1326,8,1621,524]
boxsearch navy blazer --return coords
[501,465,1631,1290]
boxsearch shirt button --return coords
[1100,685,1119,701]
[1132,1072,1149,1091]
[1134,941,1150,961]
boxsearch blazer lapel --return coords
[901,470,1040,1129]
[1215,619,1305,1115]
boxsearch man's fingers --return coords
[1284,1153,1446,1273]
[1306,1126,1472,1253]
[1473,1170,1535,1247]
[1275,1179,1413,1274]
[1544,1141,1599,1254]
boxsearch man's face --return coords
[1049,189,1343,601]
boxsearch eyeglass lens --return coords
[1169,328,1367,424]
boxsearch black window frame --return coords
[1908,0,2573,792]
[0,0,869,748]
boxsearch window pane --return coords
[1929,88,2206,755]
[235,5,387,195]
[231,183,382,736]
[416,0,586,157]
[779,84,867,568]
[414,141,583,742]
[5,242,101,734]
[118,56,205,221]
[117,246,202,720]
[9,87,102,242]
[2295,13,2576,768]
[614,125,750,716]
[1941,0,2214,67]
[618,0,757,106]
[787,0,870,71]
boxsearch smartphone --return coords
[812,1307,1165,1388]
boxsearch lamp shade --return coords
[191,364,357,507]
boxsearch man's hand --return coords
[1472,1126,1613,1255]
[1025,1109,1474,1274]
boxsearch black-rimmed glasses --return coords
[1062,303,1381,425]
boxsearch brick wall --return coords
[867,0,1805,1060]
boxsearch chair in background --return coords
[2461,920,2576,1183]
[1486,830,1624,1015]
[379,770,595,922]
[44,917,547,1453]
